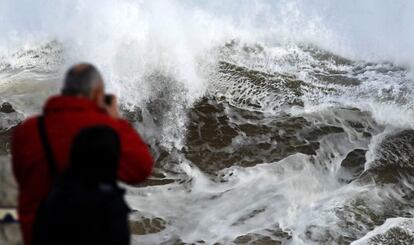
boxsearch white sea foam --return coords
[1,0,413,97]
[0,1,413,127]
[351,217,414,245]
[1,1,414,244]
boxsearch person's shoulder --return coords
[88,112,131,128]
[86,110,119,126]
[14,115,39,133]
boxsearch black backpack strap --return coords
[38,116,58,179]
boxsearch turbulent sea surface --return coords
[1,1,414,244]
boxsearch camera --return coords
[104,95,113,106]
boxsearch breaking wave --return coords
[1,1,414,244]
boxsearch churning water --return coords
[1,1,414,244]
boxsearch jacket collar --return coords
[44,95,105,114]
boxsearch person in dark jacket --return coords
[11,63,153,244]
[32,126,131,245]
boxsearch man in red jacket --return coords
[11,63,154,245]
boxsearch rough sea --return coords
[1,1,414,244]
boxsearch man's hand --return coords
[105,94,120,119]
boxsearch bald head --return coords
[62,63,103,97]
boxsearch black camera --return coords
[104,95,113,106]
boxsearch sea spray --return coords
[1,1,414,244]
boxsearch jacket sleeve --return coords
[11,124,23,186]
[116,119,154,184]
[11,120,33,187]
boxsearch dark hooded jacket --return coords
[31,126,131,245]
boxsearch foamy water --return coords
[1,1,414,244]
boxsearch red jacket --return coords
[11,96,154,245]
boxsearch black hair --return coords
[67,125,120,185]
[62,63,103,96]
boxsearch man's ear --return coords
[90,87,105,108]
